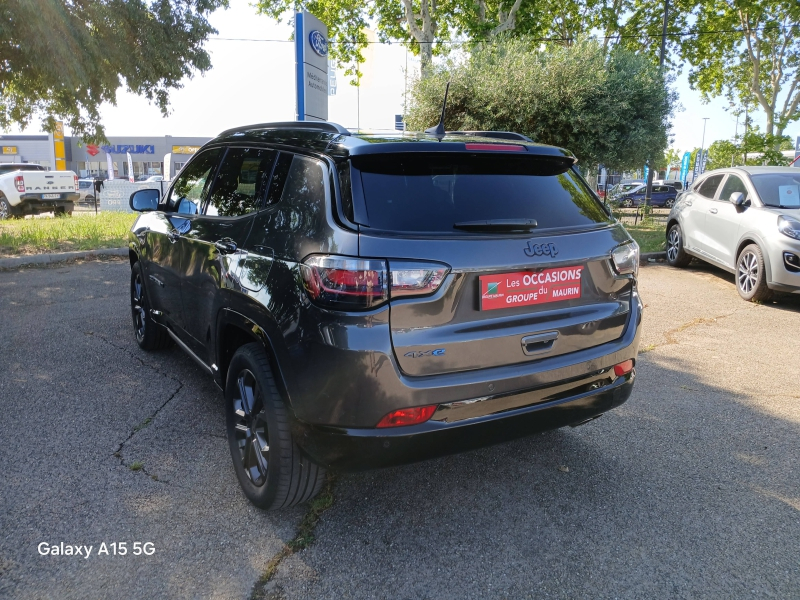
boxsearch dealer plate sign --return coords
[480,266,583,310]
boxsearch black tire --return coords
[130,262,172,350]
[736,244,773,303]
[666,223,692,268]
[0,196,11,220]
[225,342,326,510]
[665,198,675,208]
[54,206,72,217]
[622,198,633,208]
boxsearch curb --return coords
[0,247,128,269]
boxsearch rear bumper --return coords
[14,194,77,214]
[293,371,634,470]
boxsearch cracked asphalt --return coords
[1,258,799,599]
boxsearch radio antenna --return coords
[424,82,450,140]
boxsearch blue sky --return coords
[9,0,797,156]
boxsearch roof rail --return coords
[446,131,533,142]
[218,121,351,138]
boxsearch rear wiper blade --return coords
[453,219,538,232]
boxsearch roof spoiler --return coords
[446,131,534,142]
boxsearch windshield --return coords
[354,153,611,234]
[751,172,800,208]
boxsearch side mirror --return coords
[729,192,745,206]
[130,189,160,212]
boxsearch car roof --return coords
[210,121,576,163]
[705,166,800,176]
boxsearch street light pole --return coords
[645,0,669,209]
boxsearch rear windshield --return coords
[353,154,611,233]
[750,172,800,208]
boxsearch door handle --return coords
[521,331,559,356]
[214,239,238,255]
[709,208,718,214]
[167,230,180,242]
[685,201,693,206]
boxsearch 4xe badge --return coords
[404,349,445,358]
[524,241,558,257]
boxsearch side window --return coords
[266,152,294,205]
[696,174,724,199]
[279,155,326,208]
[718,175,748,202]
[165,149,221,213]
[205,148,277,217]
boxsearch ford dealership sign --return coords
[309,30,328,57]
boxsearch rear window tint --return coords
[354,154,610,233]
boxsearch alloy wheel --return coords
[131,273,147,342]
[232,370,270,486]
[0,200,8,220]
[667,228,681,262]
[738,251,759,294]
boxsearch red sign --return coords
[480,266,583,310]
[86,144,100,157]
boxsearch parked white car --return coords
[666,166,800,301]
[0,163,80,218]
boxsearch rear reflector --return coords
[613,360,634,376]
[465,143,525,152]
[376,405,437,428]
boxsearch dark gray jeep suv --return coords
[127,122,642,510]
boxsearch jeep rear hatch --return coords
[349,152,637,377]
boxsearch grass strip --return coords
[625,222,667,254]
[251,475,337,600]
[0,212,137,257]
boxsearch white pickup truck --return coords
[0,163,80,219]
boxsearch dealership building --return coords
[0,134,211,179]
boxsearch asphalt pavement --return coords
[1,257,798,599]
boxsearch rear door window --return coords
[695,174,724,199]
[205,148,277,217]
[354,153,610,233]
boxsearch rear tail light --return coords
[14,175,24,192]
[300,255,450,310]
[74,175,79,191]
[389,261,450,298]
[613,359,634,376]
[301,256,387,310]
[376,405,437,428]
[611,242,639,276]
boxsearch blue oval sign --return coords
[309,30,328,57]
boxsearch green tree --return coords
[406,38,676,170]
[674,0,800,150]
[706,140,740,169]
[0,0,228,142]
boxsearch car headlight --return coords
[611,241,639,277]
[778,215,800,240]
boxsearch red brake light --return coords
[464,143,525,152]
[376,405,437,428]
[301,255,388,309]
[14,175,24,192]
[613,360,634,376]
[74,175,79,191]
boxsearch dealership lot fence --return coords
[99,180,169,212]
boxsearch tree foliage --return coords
[706,127,793,168]
[406,38,676,170]
[672,0,800,146]
[0,0,228,142]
